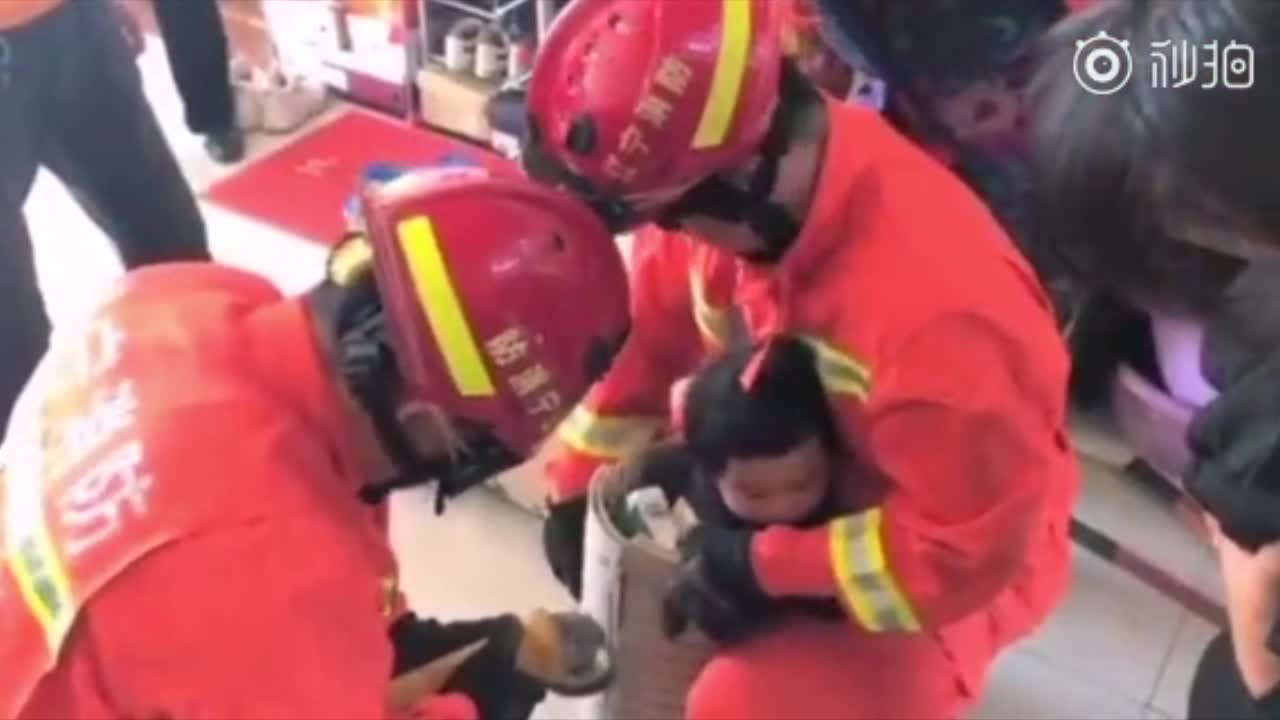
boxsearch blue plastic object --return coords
[343,153,484,227]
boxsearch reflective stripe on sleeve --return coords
[799,336,872,400]
[554,406,663,460]
[829,508,920,632]
[689,273,731,349]
[2,466,75,658]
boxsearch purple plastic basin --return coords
[1149,311,1218,408]
[1111,364,1198,486]
[1110,311,1220,486]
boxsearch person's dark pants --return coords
[152,0,234,135]
[0,0,209,427]
[1189,630,1267,719]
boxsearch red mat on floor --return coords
[205,110,514,246]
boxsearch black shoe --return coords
[204,128,246,164]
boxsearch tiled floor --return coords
[21,43,1222,719]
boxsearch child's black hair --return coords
[682,336,840,475]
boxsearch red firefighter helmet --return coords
[359,167,630,455]
[524,0,787,218]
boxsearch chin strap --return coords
[521,119,641,234]
[654,114,799,263]
[355,432,521,513]
[525,112,799,261]
[336,298,521,513]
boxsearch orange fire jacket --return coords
[544,97,1079,690]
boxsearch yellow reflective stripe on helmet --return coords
[397,217,496,398]
[799,336,872,400]
[689,273,731,348]
[555,406,662,459]
[692,0,753,149]
[3,468,75,655]
[829,508,920,632]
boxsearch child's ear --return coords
[669,375,693,439]
[739,337,779,390]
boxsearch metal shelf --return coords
[420,0,555,47]
[428,0,533,22]
[408,0,549,127]
[501,69,531,91]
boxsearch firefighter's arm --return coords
[749,316,1070,630]
[545,230,703,501]
[82,514,400,718]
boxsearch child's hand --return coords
[662,527,775,645]
[663,555,774,645]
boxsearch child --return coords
[662,336,847,644]
[679,336,843,531]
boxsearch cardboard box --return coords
[416,65,495,142]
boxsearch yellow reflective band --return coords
[689,273,731,348]
[555,406,662,459]
[829,509,920,632]
[397,217,496,398]
[800,336,872,400]
[328,234,374,287]
[692,0,753,149]
[3,470,75,656]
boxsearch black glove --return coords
[780,596,848,621]
[390,614,546,720]
[1186,265,1280,551]
[1186,436,1280,552]
[662,526,778,646]
[1186,344,1280,551]
[542,497,588,599]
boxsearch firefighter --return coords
[0,169,630,719]
[521,1,1079,717]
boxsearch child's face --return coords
[718,436,831,526]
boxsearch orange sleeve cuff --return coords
[545,451,607,503]
[751,524,838,598]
